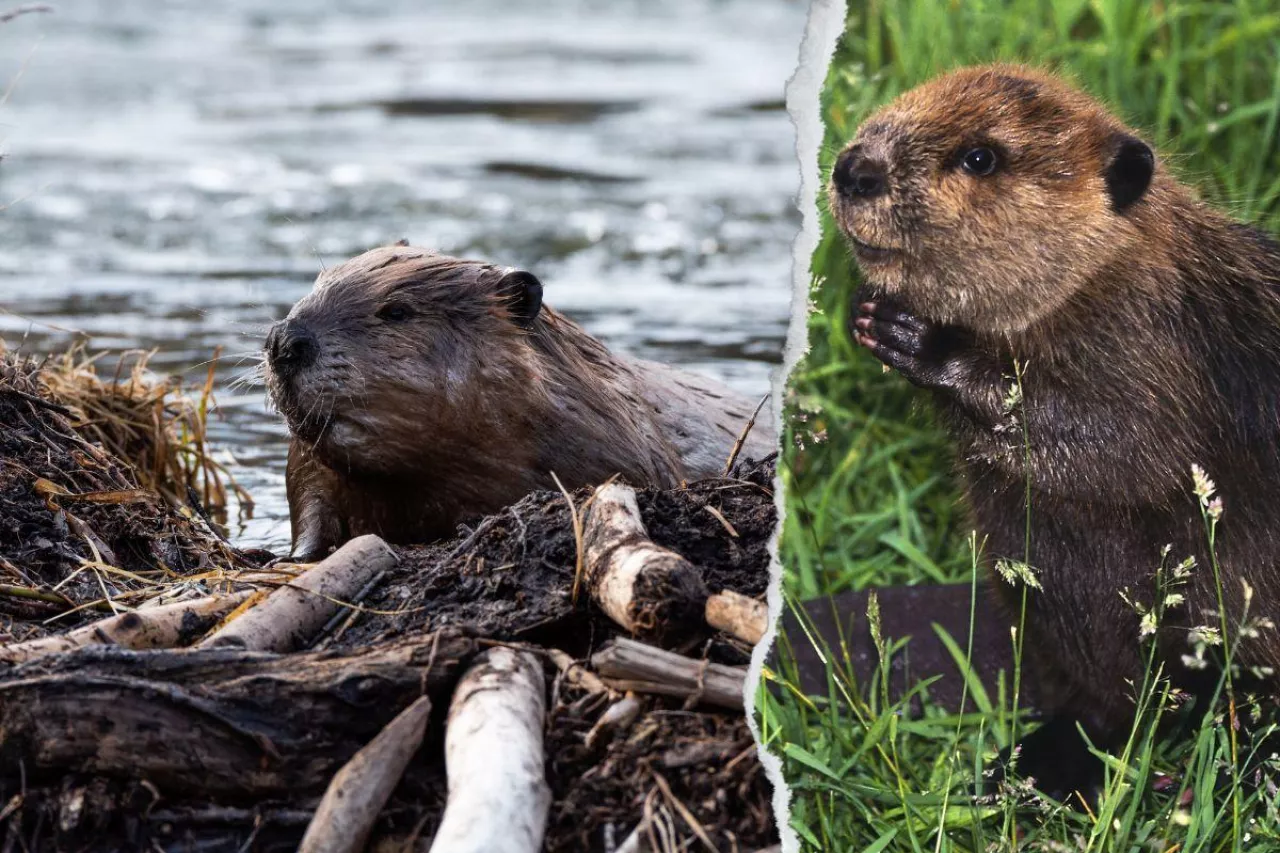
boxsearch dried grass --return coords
[0,342,259,640]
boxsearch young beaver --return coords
[264,245,774,561]
[829,64,1280,797]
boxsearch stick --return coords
[591,638,745,711]
[199,534,397,652]
[430,647,551,853]
[546,647,612,697]
[0,5,52,25]
[299,695,433,853]
[0,591,251,664]
[722,394,770,475]
[584,693,642,750]
[583,483,706,642]
[705,590,768,646]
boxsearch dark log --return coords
[0,630,475,798]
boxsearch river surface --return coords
[0,0,805,551]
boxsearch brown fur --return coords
[266,246,773,560]
[830,64,1280,794]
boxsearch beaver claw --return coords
[853,299,962,390]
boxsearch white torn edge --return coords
[744,2,845,852]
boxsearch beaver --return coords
[263,244,774,561]
[828,64,1280,797]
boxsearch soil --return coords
[545,703,774,852]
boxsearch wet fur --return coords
[830,65,1280,796]
[268,246,773,560]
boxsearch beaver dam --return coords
[0,348,779,853]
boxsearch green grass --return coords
[761,0,1280,849]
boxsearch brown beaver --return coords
[829,64,1280,798]
[263,245,774,561]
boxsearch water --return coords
[0,0,805,552]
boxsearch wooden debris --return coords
[0,591,252,664]
[199,534,397,651]
[0,631,473,796]
[584,693,642,750]
[547,647,613,697]
[705,590,769,646]
[591,638,745,710]
[299,695,433,853]
[430,647,551,853]
[583,483,706,642]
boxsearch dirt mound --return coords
[331,456,775,656]
[0,351,250,641]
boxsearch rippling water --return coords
[0,0,805,551]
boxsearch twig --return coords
[0,583,76,609]
[551,471,587,605]
[546,647,612,697]
[652,771,717,853]
[0,5,51,25]
[722,394,769,475]
[0,385,71,416]
[299,695,433,853]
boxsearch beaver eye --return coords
[961,147,999,177]
[377,303,413,323]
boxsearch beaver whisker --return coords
[227,368,265,392]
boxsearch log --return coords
[430,647,550,853]
[0,631,473,796]
[583,483,706,643]
[199,534,397,651]
[705,590,768,646]
[0,592,252,664]
[299,695,433,853]
[591,638,745,711]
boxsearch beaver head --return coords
[264,245,547,479]
[828,64,1158,333]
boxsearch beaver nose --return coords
[266,320,319,374]
[833,146,888,200]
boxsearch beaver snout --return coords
[265,319,319,376]
[833,145,889,200]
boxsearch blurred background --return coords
[0,0,807,551]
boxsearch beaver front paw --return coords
[853,298,963,390]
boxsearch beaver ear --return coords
[1104,133,1154,214]
[498,269,543,328]
[394,237,410,247]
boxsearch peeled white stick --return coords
[429,647,550,853]
[298,695,433,853]
[0,591,252,664]
[584,483,706,642]
[705,590,769,646]
[198,534,397,652]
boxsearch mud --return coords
[332,455,776,658]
